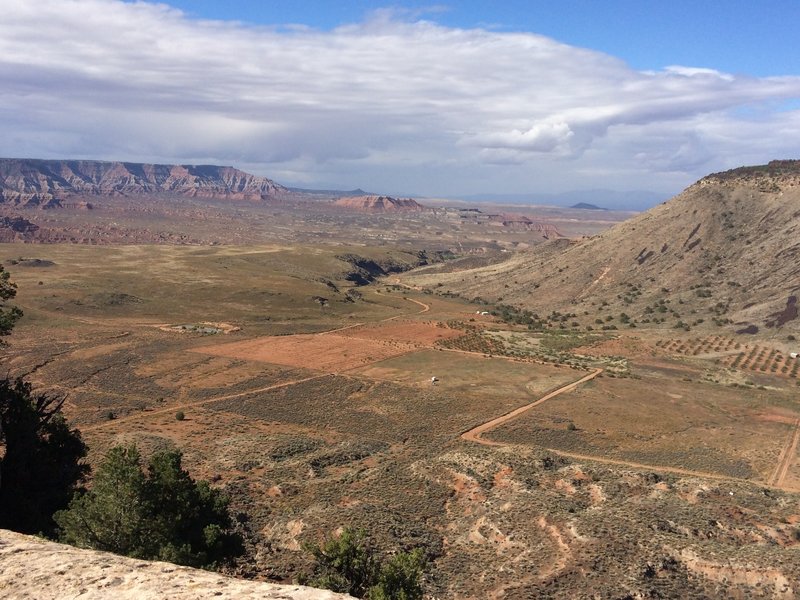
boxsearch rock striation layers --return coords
[0,159,287,207]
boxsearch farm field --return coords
[657,335,800,379]
[2,242,800,597]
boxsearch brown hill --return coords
[0,159,287,207]
[403,160,800,338]
[332,195,425,212]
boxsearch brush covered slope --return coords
[404,160,800,338]
[0,159,288,206]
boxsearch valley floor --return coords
[2,243,799,599]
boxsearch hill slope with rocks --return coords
[0,159,288,207]
[0,530,353,600]
[402,160,800,339]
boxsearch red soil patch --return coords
[756,413,800,426]
[339,320,463,345]
[193,333,417,372]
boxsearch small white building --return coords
[791,352,798,359]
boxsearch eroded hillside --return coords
[401,160,800,340]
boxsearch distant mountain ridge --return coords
[570,202,607,210]
[333,195,425,212]
[453,188,667,210]
[287,186,369,197]
[0,158,287,207]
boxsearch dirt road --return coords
[461,366,800,490]
[84,374,329,432]
[461,368,603,445]
[578,265,611,299]
[769,418,800,487]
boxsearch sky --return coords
[2,1,799,204]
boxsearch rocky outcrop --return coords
[0,159,288,206]
[0,215,39,242]
[332,195,425,212]
[0,529,353,600]
[487,213,563,238]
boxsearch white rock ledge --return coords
[0,529,354,600]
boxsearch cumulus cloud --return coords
[1,0,799,196]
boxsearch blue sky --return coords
[2,1,800,204]
[161,0,800,76]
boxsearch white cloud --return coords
[0,0,799,198]
[470,121,574,153]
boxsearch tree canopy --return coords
[55,445,243,568]
[303,528,425,600]
[0,265,87,535]
[0,378,89,535]
[0,263,22,339]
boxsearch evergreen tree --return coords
[305,528,378,597]
[55,446,148,555]
[0,378,88,535]
[369,549,426,600]
[0,263,22,339]
[304,528,425,600]
[55,445,242,568]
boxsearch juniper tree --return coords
[56,445,242,568]
[0,378,88,535]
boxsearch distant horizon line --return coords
[0,155,682,210]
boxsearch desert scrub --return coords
[270,437,324,461]
[435,331,505,355]
[309,440,390,474]
[540,331,600,352]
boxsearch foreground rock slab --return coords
[0,530,353,600]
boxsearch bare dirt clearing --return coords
[193,318,461,373]
[337,319,459,345]
[194,333,418,372]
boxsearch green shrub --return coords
[55,445,242,568]
[0,378,88,535]
[303,528,425,599]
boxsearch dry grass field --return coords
[2,242,799,598]
[489,371,793,481]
